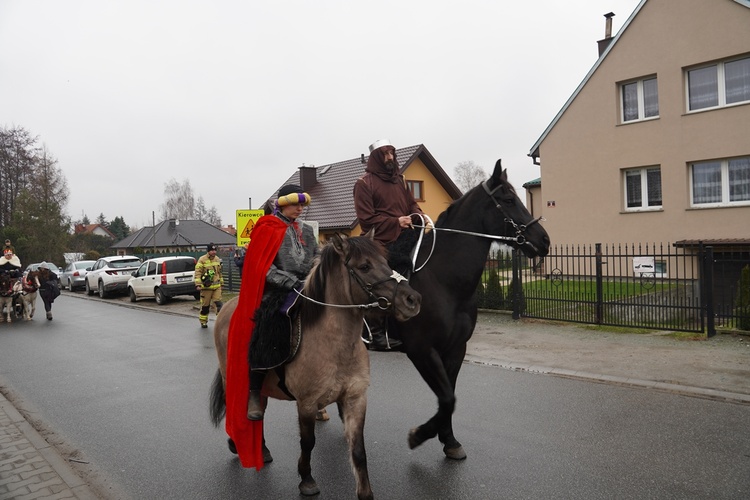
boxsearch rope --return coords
[292,287,388,310]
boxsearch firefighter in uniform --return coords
[195,242,224,328]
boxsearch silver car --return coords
[60,260,96,291]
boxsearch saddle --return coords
[248,287,302,371]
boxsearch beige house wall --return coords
[536,0,750,247]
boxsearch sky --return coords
[0,0,642,230]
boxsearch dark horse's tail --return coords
[209,369,226,428]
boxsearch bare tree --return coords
[160,178,195,221]
[453,161,488,193]
[205,206,222,227]
[0,126,38,227]
[194,196,207,222]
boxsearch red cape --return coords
[226,215,287,469]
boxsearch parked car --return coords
[24,262,63,278]
[85,255,142,298]
[59,260,96,291]
[127,256,199,305]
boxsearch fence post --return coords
[703,245,716,337]
[595,243,603,324]
[511,248,522,320]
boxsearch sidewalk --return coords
[0,390,98,500]
[466,312,750,404]
[1,295,748,499]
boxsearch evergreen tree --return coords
[109,216,130,240]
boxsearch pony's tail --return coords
[209,369,226,427]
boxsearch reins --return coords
[409,179,545,271]
[292,255,408,311]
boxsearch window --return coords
[687,56,750,111]
[624,167,662,210]
[691,156,750,206]
[621,77,659,122]
[406,180,424,201]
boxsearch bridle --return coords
[409,179,545,272]
[293,251,408,311]
[481,179,544,247]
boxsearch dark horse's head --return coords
[476,159,550,258]
[302,234,421,323]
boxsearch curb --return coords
[464,353,750,405]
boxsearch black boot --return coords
[247,391,264,420]
[247,370,266,420]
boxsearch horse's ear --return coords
[330,233,348,257]
[363,228,375,241]
[488,159,505,187]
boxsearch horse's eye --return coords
[504,198,515,207]
[358,264,371,273]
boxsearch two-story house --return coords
[265,144,461,241]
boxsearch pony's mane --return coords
[300,236,385,326]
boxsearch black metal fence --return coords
[478,243,750,335]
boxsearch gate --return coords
[479,242,750,335]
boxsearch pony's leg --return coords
[297,407,319,496]
[342,394,374,500]
[405,347,467,459]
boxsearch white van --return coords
[127,256,198,305]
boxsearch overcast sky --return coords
[0,0,641,229]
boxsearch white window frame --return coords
[623,166,662,211]
[620,76,659,123]
[686,56,750,112]
[689,156,750,208]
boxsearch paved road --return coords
[1,294,749,499]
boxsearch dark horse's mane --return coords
[434,175,516,229]
[300,236,386,327]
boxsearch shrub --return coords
[485,269,504,309]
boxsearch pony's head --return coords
[477,159,550,258]
[0,272,13,294]
[303,234,421,323]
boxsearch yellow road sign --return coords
[236,209,265,247]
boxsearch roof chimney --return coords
[298,164,317,191]
[597,12,615,57]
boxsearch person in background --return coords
[352,138,424,350]
[195,243,223,328]
[37,261,60,320]
[233,243,248,279]
[0,240,22,276]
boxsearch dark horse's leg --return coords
[342,393,374,500]
[406,344,468,460]
[297,408,319,496]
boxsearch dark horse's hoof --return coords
[408,427,422,449]
[227,438,237,454]
[299,479,320,496]
[409,427,424,450]
[443,445,467,460]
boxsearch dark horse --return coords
[398,159,550,459]
[210,234,421,500]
